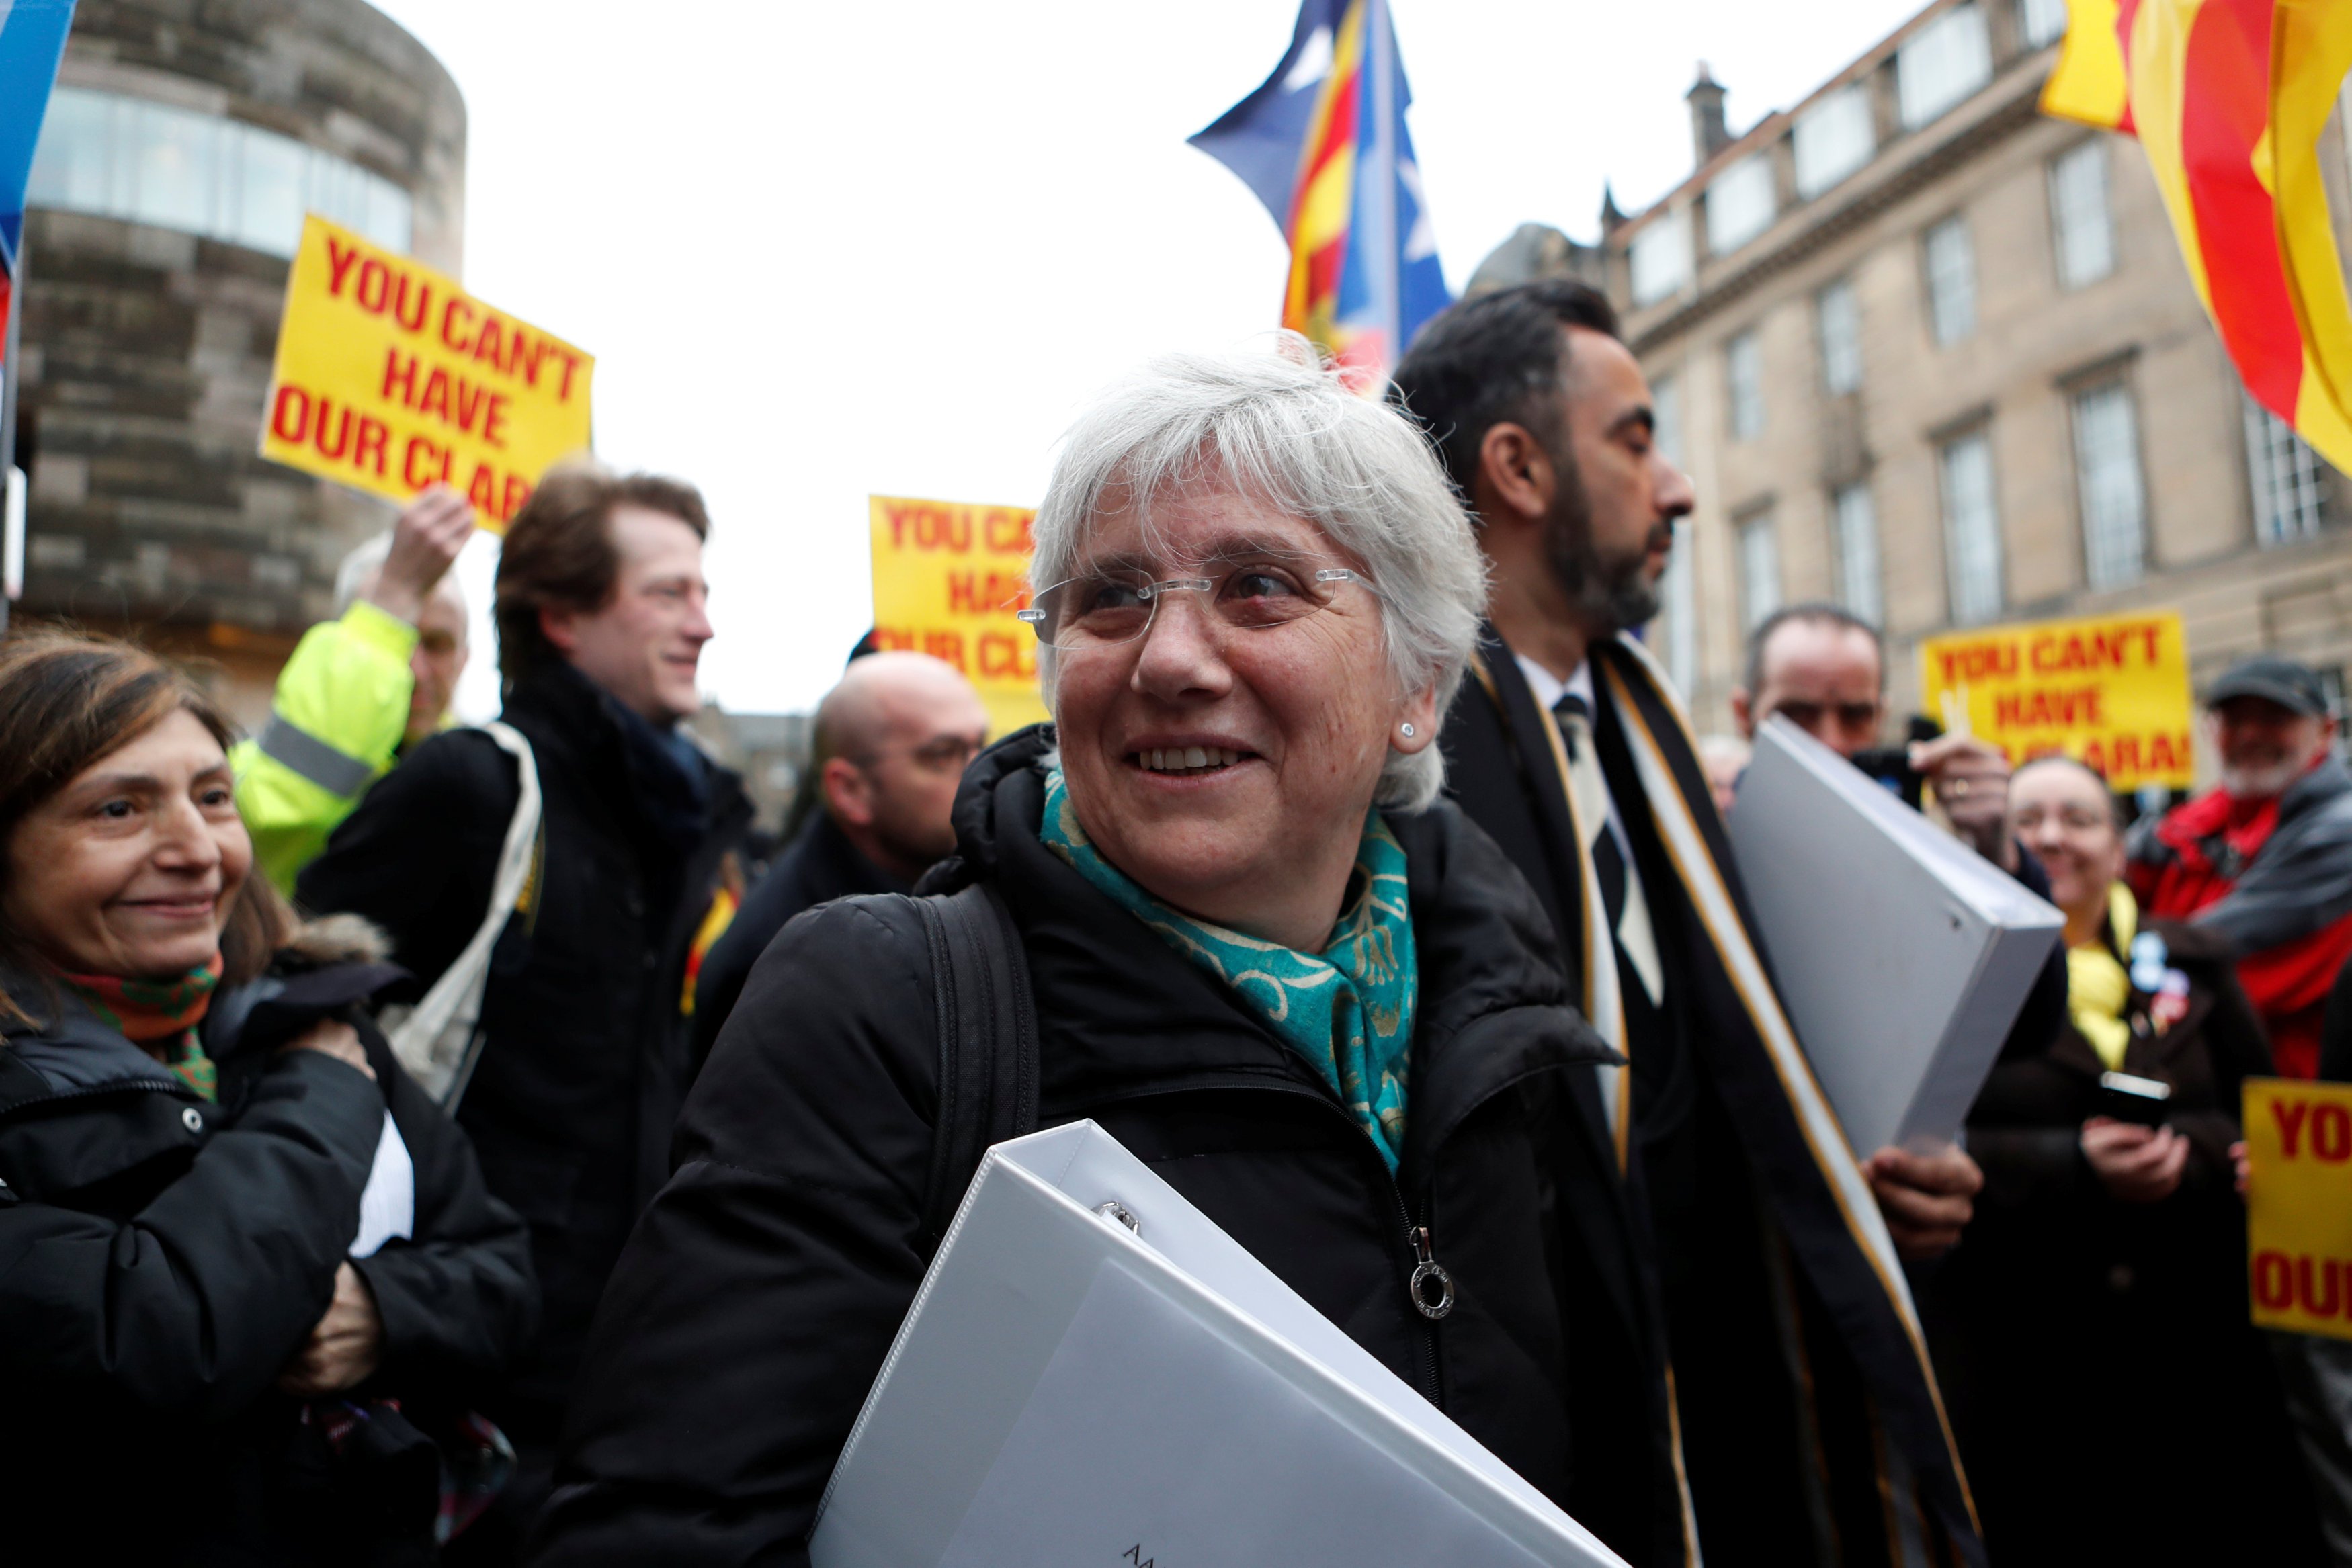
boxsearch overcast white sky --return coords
[369,0,1929,721]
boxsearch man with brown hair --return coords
[299,466,750,1559]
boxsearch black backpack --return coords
[904,881,1041,1245]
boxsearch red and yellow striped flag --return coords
[2045,0,2352,470]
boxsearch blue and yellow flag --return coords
[1190,0,1450,389]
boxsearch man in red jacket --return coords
[2128,655,2352,1077]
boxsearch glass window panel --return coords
[2020,0,2070,48]
[234,128,306,255]
[1726,330,1763,441]
[26,87,115,212]
[2244,396,2330,544]
[1706,153,1777,256]
[1740,511,1782,631]
[1941,431,2005,624]
[361,169,413,253]
[1898,4,1993,129]
[1630,208,1693,306]
[2073,382,2147,588]
[1835,482,1884,625]
[22,85,411,263]
[1818,278,1862,394]
[125,99,219,234]
[2050,140,2115,288]
[1652,372,1684,467]
[1925,214,1976,344]
[1794,86,1876,199]
[1663,518,1697,692]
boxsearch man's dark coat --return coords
[298,662,751,1447]
[689,810,908,1067]
[1441,626,1984,1568]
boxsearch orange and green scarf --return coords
[56,955,224,1102]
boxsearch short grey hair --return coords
[1030,333,1488,811]
[333,530,466,618]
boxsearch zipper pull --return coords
[1409,1225,1455,1320]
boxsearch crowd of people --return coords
[2,278,2349,1565]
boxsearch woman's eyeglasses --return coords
[1016,560,1377,652]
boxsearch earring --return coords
[1400,722,1417,738]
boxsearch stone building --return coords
[1519,0,2352,746]
[11,0,463,724]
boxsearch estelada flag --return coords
[2044,0,2352,470]
[0,0,75,277]
[1190,0,1451,388]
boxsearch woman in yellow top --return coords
[1922,754,2322,1565]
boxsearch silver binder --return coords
[1728,715,2064,1156]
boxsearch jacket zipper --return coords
[1089,1069,1554,1408]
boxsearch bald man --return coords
[690,652,991,1065]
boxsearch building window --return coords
[2049,140,2115,288]
[1651,374,1697,691]
[1833,482,1884,625]
[1794,85,1876,199]
[2072,381,2148,589]
[27,85,413,259]
[1726,329,1764,440]
[1630,208,1693,307]
[1663,519,1697,692]
[1651,371,1684,466]
[1818,278,1862,394]
[1740,509,1783,631]
[1940,430,2005,624]
[1706,152,1777,257]
[1898,3,1994,129]
[2245,397,2330,544]
[1924,214,1977,344]
[2019,0,2070,48]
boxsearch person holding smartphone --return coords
[1921,753,2322,1565]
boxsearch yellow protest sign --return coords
[2246,1077,2352,1340]
[869,494,1051,737]
[1917,609,2195,790]
[261,214,593,530]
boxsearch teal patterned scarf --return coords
[1038,768,1417,1170]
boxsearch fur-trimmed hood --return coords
[0,916,407,1097]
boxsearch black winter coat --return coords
[298,663,751,1440]
[0,939,536,1565]
[531,728,1681,1567]
[689,809,907,1068]
[1922,918,2323,1566]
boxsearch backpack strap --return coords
[915,880,1039,1243]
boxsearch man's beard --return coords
[2222,755,2307,800]
[1540,474,1667,636]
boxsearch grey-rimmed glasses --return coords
[1015,559,1379,652]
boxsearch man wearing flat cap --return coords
[2128,654,2352,1076]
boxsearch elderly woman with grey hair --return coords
[536,339,1675,1567]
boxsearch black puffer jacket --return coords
[533,728,1681,1567]
[0,928,537,1565]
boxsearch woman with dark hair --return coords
[0,631,536,1564]
[1925,753,2322,1565]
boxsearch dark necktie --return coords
[1556,691,1663,1005]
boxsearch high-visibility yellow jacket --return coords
[231,600,421,895]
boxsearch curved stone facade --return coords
[13,0,464,723]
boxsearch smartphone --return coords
[2097,1070,2173,1127]
[1850,717,1944,812]
[1850,747,1925,810]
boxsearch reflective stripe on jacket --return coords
[232,600,417,894]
